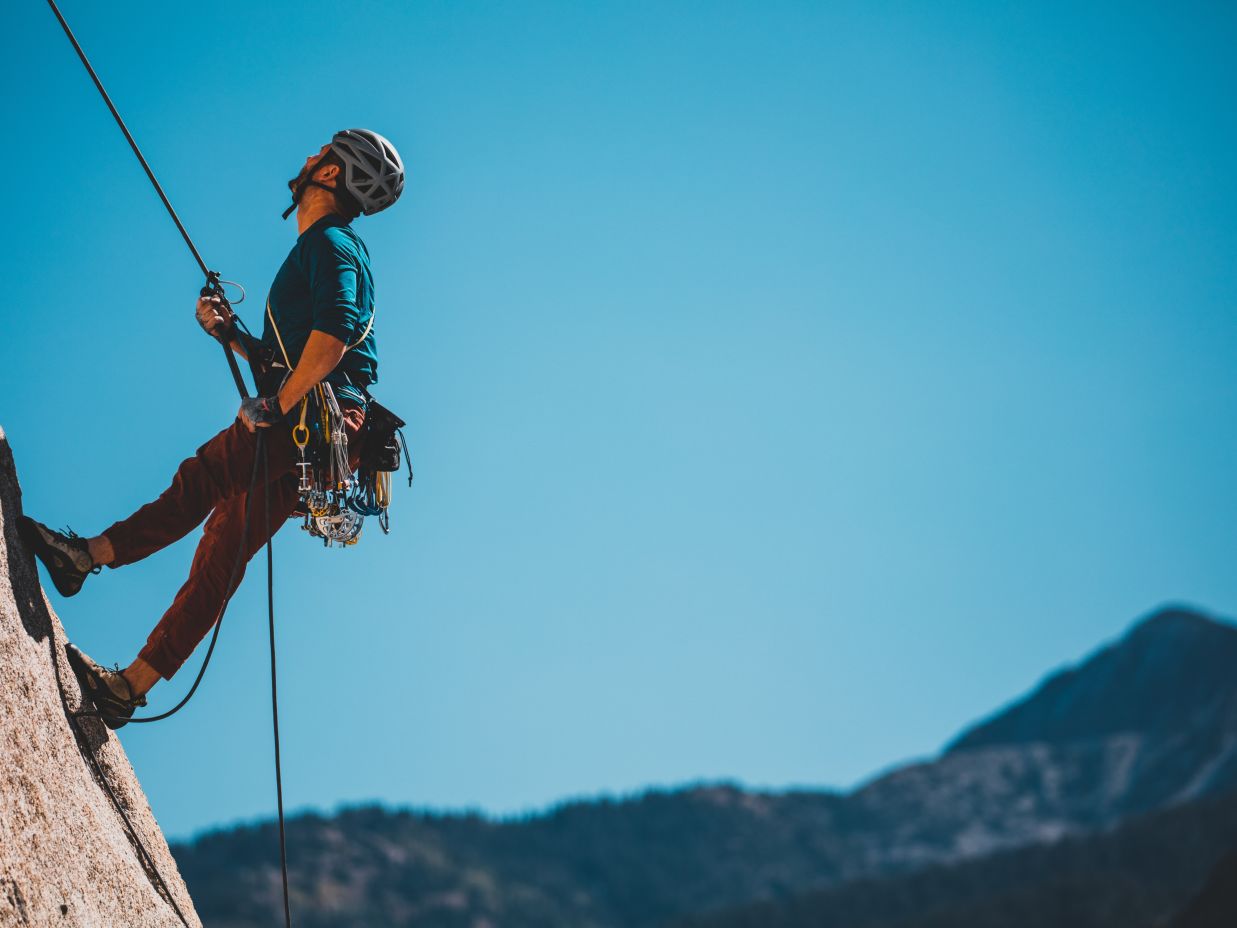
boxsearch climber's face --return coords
[287,144,333,193]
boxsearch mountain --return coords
[839,606,1237,869]
[174,789,854,928]
[674,785,1237,928]
[172,605,1237,927]
[950,608,1237,753]
[0,428,200,927]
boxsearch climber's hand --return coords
[239,396,283,432]
[196,295,229,339]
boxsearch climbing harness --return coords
[266,300,412,546]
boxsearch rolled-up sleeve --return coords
[306,229,362,343]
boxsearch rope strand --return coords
[46,0,250,399]
[267,448,294,928]
[45,5,291,924]
[45,1,207,275]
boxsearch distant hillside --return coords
[175,789,855,928]
[173,606,1237,928]
[674,786,1237,928]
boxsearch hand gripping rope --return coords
[46,2,293,924]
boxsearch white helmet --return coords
[330,129,405,216]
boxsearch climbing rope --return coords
[44,0,250,400]
[45,2,293,924]
[265,447,294,928]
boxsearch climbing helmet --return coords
[329,129,405,215]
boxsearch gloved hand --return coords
[196,295,229,339]
[239,396,284,432]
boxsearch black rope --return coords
[45,0,249,399]
[266,446,294,928]
[44,0,206,276]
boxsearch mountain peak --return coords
[1127,604,1229,645]
[946,605,1237,755]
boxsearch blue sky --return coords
[3,0,1236,840]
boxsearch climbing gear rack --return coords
[266,298,412,546]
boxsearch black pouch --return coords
[361,400,408,473]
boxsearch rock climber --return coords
[19,129,405,729]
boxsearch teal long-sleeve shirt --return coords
[261,213,378,406]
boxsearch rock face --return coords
[0,427,200,927]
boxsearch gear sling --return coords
[260,299,412,545]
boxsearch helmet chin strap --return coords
[282,178,340,220]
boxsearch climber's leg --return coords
[16,418,297,599]
[133,468,302,683]
[98,417,297,569]
[127,404,366,691]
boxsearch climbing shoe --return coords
[64,643,146,731]
[16,516,100,597]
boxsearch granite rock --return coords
[0,426,200,928]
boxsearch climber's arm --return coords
[237,331,346,431]
[276,330,348,413]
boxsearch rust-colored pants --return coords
[102,407,365,679]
